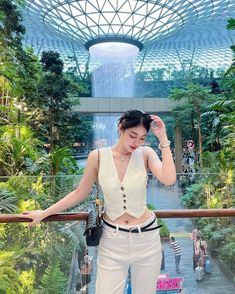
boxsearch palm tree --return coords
[201,92,235,157]
[170,83,215,166]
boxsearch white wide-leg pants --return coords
[96,215,162,294]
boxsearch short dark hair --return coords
[118,109,152,132]
[171,236,175,242]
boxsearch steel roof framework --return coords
[22,0,235,76]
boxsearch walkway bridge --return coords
[72,97,176,114]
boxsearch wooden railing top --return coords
[0,209,235,223]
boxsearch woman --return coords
[22,110,176,294]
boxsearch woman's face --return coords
[119,124,147,153]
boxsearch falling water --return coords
[89,42,139,147]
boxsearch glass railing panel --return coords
[0,174,96,214]
[83,228,235,294]
[0,221,88,293]
[4,223,227,294]
[0,173,234,293]
[0,175,94,293]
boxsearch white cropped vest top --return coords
[98,147,148,221]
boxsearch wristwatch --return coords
[158,140,171,150]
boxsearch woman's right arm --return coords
[22,150,99,226]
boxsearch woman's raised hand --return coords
[150,115,168,142]
[21,210,47,227]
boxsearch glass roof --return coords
[22,0,235,75]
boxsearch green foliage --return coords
[60,222,85,250]
[41,51,63,74]
[134,66,222,97]
[70,113,93,149]
[147,203,156,210]
[227,18,235,31]
[195,217,235,272]
[181,182,204,208]
[0,0,42,105]
[201,82,235,155]
[170,83,213,106]
[0,175,46,204]
[220,241,235,271]
[146,203,170,237]
[170,83,216,166]
[31,50,79,151]
[0,251,22,293]
[65,59,92,96]
[198,220,216,239]
[0,189,17,212]
[158,219,170,238]
[43,174,81,208]
[18,269,35,294]
[50,147,78,175]
[209,225,234,248]
[41,263,66,293]
[202,152,234,208]
[0,5,90,293]
[0,125,43,176]
[226,18,235,75]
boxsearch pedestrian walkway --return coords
[148,180,235,294]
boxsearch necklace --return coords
[112,146,130,162]
[120,153,131,162]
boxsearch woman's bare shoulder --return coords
[87,147,107,167]
[142,146,156,156]
[86,150,99,169]
[88,149,98,158]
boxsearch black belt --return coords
[103,217,162,233]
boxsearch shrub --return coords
[219,241,235,272]
[181,183,204,208]
[146,203,170,238]
[158,219,170,238]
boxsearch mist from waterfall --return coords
[89,42,139,148]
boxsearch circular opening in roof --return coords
[89,42,140,58]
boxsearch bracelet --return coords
[158,140,171,150]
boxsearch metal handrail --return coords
[0,209,235,223]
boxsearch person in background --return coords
[198,244,207,268]
[21,110,176,294]
[190,228,199,242]
[190,228,202,270]
[169,236,182,274]
[194,235,202,269]
[160,245,165,271]
[201,238,208,255]
[198,238,208,269]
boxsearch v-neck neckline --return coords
[110,147,134,184]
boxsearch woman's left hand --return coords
[150,115,168,142]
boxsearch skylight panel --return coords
[103,1,115,12]
[86,2,99,14]
[118,1,132,13]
